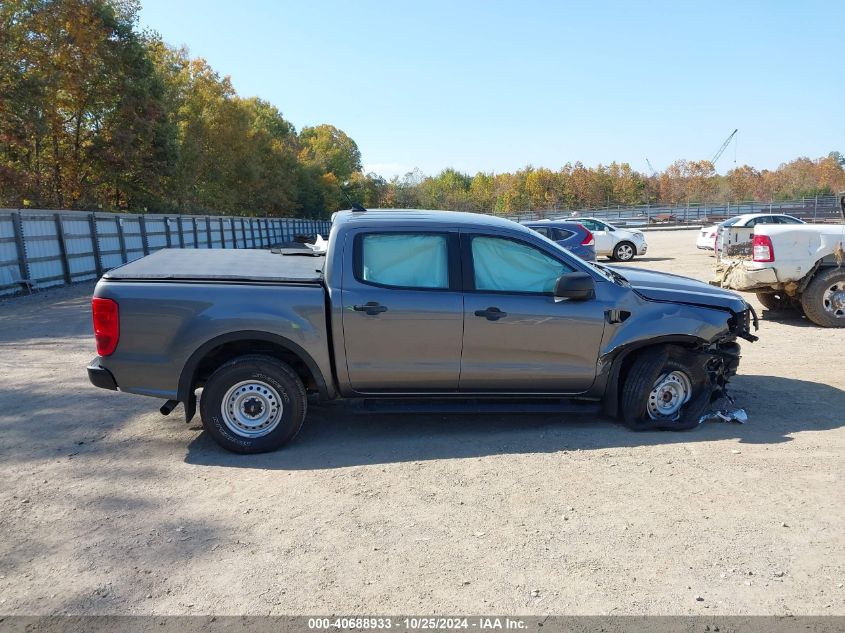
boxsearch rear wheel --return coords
[620,346,711,431]
[199,355,307,453]
[612,241,636,261]
[800,268,845,328]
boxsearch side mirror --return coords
[554,272,595,300]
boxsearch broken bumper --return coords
[711,260,778,291]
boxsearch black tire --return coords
[620,345,711,431]
[755,291,799,312]
[612,241,636,261]
[199,355,307,453]
[800,268,845,328]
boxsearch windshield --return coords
[720,216,743,227]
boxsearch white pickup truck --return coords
[713,193,845,327]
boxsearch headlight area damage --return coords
[599,304,758,432]
[694,304,759,425]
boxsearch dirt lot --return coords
[0,229,843,616]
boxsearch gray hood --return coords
[608,266,747,313]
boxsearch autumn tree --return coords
[0,0,174,209]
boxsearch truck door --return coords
[459,233,607,393]
[340,231,463,392]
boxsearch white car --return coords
[697,213,804,252]
[569,217,648,261]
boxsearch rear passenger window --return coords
[357,233,449,289]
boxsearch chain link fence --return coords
[504,195,842,226]
[0,210,330,296]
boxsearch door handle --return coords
[353,301,388,315]
[474,307,507,321]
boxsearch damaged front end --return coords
[702,303,758,399]
[601,301,759,431]
[693,303,758,425]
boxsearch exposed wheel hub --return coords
[221,380,283,438]
[647,371,692,420]
[242,397,264,418]
[824,283,845,317]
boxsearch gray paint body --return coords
[92,209,751,410]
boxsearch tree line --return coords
[357,154,845,215]
[0,0,361,216]
[2,0,843,218]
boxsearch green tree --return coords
[0,0,174,209]
[298,124,362,182]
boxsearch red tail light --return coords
[92,297,119,356]
[580,228,595,246]
[752,235,775,262]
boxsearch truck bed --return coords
[103,248,324,284]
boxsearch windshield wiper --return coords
[594,263,630,287]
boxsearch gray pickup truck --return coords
[88,209,758,453]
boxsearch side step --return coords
[351,398,602,416]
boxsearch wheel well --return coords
[618,341,702,382]
[604,339,702,418]
[192,340,319,394]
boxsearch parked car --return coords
[568,217,648,261]
[713,195,845,327]
[88,209,757,453]
[522,220,596,261]
[697,213,805,252]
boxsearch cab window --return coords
[356,233,449,289]
[470,236,573,294]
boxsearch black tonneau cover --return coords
[103,248,324,283]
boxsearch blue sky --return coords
[139,0,844,179]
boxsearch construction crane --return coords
[645,158,658,177]
[711,129,738,165]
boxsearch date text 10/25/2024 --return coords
[307,617,527,630]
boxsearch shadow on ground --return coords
[0,283,94,343]
[757,307,820,328]
[184,374,845,470]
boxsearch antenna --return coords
[340,181,367,212]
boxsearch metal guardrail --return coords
[0,209,331,296]
[504,195,842,226]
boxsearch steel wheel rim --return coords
[617,244,634,260]
[221,380,284,438]
[822,283,845,318]
[647,371,692,420]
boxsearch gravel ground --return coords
[0,229,843,616]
